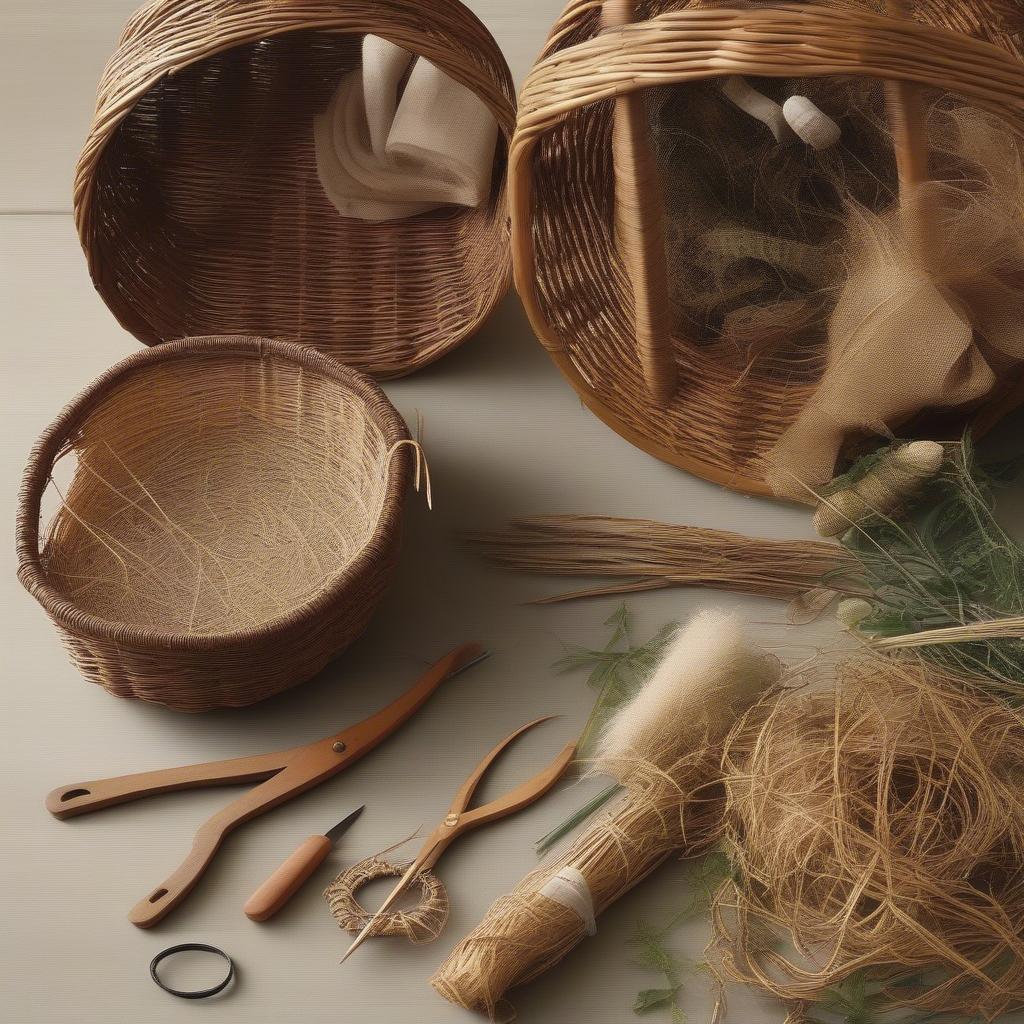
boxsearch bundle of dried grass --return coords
[712,656,1024,1020]
[473,516,855,603]
[431,610,781,1018]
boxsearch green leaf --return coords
[633,988,679,1014]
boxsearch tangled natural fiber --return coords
[325,857,449,943]
[712,657,1024,1020]
[16,336,411,711]
[431,611,781,1018]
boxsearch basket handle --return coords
[882,0,932,261]
[602,0,678,406]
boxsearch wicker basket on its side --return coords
[16,337,412,711]
[511,0,1024,497]
[75,0,515,378]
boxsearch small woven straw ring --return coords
[325,857,450,942]
[16,336,412,712]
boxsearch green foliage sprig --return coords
[832,437,1024,701]
[535,605,677,856]
[629,852,734,1022]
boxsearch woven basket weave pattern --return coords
[511,0,1024,495]
[17,337,411,711]
[75,0,516,378]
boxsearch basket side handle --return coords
[602,0,678,406]
[883,0,932,260]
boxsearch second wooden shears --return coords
[340,716,575,961]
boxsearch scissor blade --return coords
[325,804,365,842]
[339,860,420,963]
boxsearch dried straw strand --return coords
[473,515,856,603]
[872,615,1024,649]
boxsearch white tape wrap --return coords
[539,866,597,936]
[783,96,842,150]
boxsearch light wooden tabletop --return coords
[1,3,1021,1023]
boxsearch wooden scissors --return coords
[46,644,488,928]
[339,715,576,961]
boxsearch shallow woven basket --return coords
[74,0,515,378]
[511,0,1024,497]
[16,337,412,712]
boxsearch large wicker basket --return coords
[74,0,515,378]
[16,337,412,711]
[511,0,1024,497]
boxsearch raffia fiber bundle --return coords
[431,610,781,1017]
[474,515,856,603]
[712,656,1024,1020]
[16,337,411,711]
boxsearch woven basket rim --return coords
[74,0,517,251]
[16,335,411,653]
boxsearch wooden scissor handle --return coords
[339,720,576,960]
[419,718,576,870]
[455,741,576,834]
[47,644,486,823]
[45,750,289,819]
[125,756,336,928]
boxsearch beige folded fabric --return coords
[314,35,498,222]
[767,164,1024,500]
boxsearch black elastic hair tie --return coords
[149,942,235,999]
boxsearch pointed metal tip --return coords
[455,649,491,677]
[325,804,366,842]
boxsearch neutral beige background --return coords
[1,3,1021,1023]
